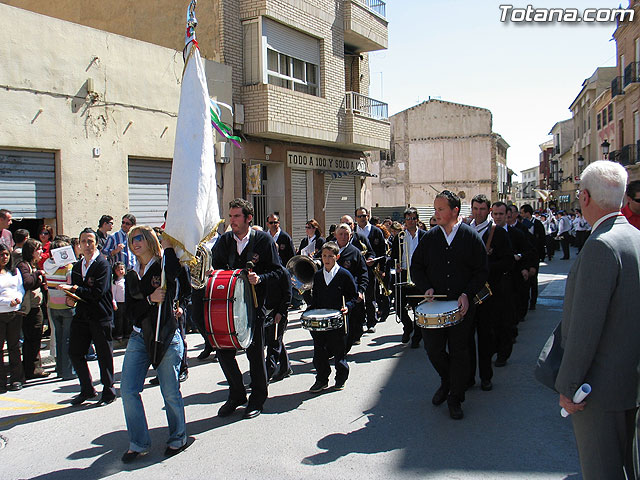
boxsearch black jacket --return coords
[411,223,488,301]
[265,265,292,316]
[124,248,185,367]
[297,235,325,258]
[309,267,357,313]
[273,230,295,266]
[480,223,514,289]
[71,254,113,323]
[337,243,368,294]
[212,229,281,308]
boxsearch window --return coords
[597,113,601,130]
[602,109,608,127]
[267,48,318,96]
[262,18,320,97]
[608,104,613,123]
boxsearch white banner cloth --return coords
[164,41,220,262]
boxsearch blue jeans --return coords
[121,329,186,452]
[49,308,75,379]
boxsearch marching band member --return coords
[297,219,324,257]
[333,223,368,350]
[306,242,357,393]
[266,213,295,266]
[390,208,426,346]
[354,207,386,333]
[468,197,513,391]
[411,191,488,420]
[265,263,293,383]
[211,199,280,420]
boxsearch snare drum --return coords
[204,269,255,349]
[415,300,463,329]
[301,309,344,331]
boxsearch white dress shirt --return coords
[322,262,340,285]
[81,250,101,279]
[234,233,250,255]
[439,219,463,246]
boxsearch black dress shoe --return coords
[401,332,411,344]
[448,402,464,420]
[480,380,493,391]
[98,395,117,405]
[410,339,421,349]
[70,391,98,405]
[179,371,188,383]
[149,377,160,386]
[270,367,293,383]
[432,386,448,406]
[121,450,146,463]
[218,398,246,417]
[197,347,213,360]
[242,406,262,419]
[164,442,189,457]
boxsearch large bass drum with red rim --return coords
[204,269,255,349]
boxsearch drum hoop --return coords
[207,270,223,350]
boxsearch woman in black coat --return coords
[119,226,188,463]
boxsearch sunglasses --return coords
[356,214,368,219]
[267,221,279,225]
[305,225,314,229]
[631,197,640,203]
[40,231,50,236]
[107,221,114,225]
[131,234,144,243]
[405,217,418,221]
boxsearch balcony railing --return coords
[624,62,640,87]
[345,91,388,121]
[363,0,386,17]
[611,143,639,166]
[611,76,624,97]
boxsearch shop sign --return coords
[287,151,366,172]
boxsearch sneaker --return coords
[309,380,329,393]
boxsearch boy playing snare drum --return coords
[306,242,357,393]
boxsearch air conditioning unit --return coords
[215,141,230,164]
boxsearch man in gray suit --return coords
[556,160,640,480]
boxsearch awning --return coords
[321,169,378,179]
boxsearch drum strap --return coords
[484,225,496,254]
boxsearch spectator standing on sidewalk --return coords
[0,209,14,250]
[96,215,114,252]
[0,243,25,392]
[621,180,640,230]
[11,229,29,266]
[556,161,640,480]
[16,239,49,380]
[103,214,137,271]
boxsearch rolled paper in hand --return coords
[561,383,592,417]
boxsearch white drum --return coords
[301,309,344,331]
[415,300,463,329]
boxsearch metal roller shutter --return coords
[263,18,320,65]
[127,158,172,227]
[290,169,308,248]
[0,150,56,218]
[324,174,356,234]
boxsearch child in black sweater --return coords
[307,242,357,393]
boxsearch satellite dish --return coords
[458,191,466,199]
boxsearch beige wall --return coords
[0,4,233,234]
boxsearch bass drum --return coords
[204,269,255,349]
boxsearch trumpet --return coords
[373,263,392,296]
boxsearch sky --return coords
[368,0,623,180]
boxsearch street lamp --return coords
[577,155,584,171]
[601,139,610,159]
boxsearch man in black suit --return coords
[519,204,545,309]
[211,199,281,419]
[468,198,514,391]
[411,191,488,420]
[334,223,368,350]
[58,228,115,406]
[354,207,386,333]
[506,205,537,324]
[390,207,426,346]
[266,213,294,266]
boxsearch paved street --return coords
[1,252,581,480]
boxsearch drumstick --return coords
[245,261,259,308]
[406,294,447,298]
[342,296,348,336]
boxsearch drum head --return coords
[302,308,342,320]
[233,274,255,348]
[415,300,459,315]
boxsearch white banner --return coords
[164,39,220,262]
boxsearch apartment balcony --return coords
[624,62,640,90]
[610,143,640,166]
[611,76,624,98]
[343,91,390,150]
[344,0,388,53]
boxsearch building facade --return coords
[548,119,577,210]
[0,4,233,236]
[3,0,390,245]
[517,165,539,208]
[611,0,640,181]
[368,99,511,211]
